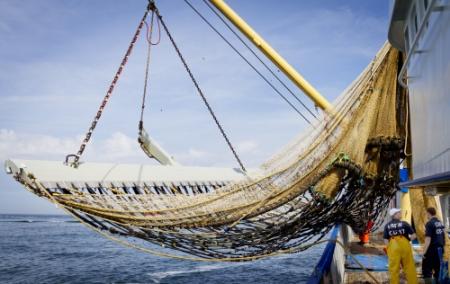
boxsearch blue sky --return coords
[0,0,389,214]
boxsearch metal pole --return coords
[209,0,333,113]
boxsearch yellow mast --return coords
[208,0,333,114]
[400,192,412,223]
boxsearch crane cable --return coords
[184,0,318,124]
[184,0,311,125]
[202,0,319,121]
[154,7,246,172]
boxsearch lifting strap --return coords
[137,7,174,165]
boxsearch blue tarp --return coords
[345,254,388,271]
[346,251,423,272]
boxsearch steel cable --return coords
[184,0,315,125]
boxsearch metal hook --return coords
[148,0,156,11]
[64,154,80,168]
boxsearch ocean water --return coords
[0,214,324,284]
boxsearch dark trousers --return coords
[422,246,443,281]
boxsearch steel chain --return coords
[66,4,153,167]
[155,9,246,172]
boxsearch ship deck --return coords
[344,233,424,283]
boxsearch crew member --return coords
[422,207,446,283]
[383,208,418,284]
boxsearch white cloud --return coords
[186,148,209,159]
[236,140,258,154]
[0,128,79,160]
[0,128,145,163]
[0,129,220,166]
[176,148,212,165]
[102,132,142,160]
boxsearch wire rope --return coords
[184,0,315,125]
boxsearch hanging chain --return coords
[155,8,246,172]
[65,2,154,167]
[65,1,245,172]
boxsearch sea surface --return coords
[0,214,324,284]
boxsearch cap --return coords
[389,208,401,217]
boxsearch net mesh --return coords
[14,43,408,261]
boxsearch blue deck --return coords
[345,254,388,271]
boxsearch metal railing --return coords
[398,0,442,89]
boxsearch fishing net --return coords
[10,43,408,261]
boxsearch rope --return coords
[183,0,315,125]
[155,8,246,172]
[403,92,411,156]
[145,10,161,45]
[139,10,159,133]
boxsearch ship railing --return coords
[398,0,446,88]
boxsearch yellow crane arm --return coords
[209,0,333,113]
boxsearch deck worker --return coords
[422,207,446,283]
[383,208,418,284]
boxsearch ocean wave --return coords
[0,219,79,223]
[148,263,244,283]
